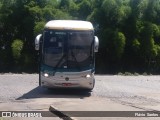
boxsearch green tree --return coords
[145,0,160,23]
[113,31,126,59]
[1,0,160,73]
[11,39,24,64]
[78,0,92,20]
[34,21,45,35]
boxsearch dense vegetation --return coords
[0,0,160,74]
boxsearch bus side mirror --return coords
[94,36,99,52]
[35,34,42,50]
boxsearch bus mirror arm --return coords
[94,36,99,52]
[35,34,42,50]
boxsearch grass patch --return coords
[118,72,134,76]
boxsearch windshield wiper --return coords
[53,54,66,76]
[70,50,81,71]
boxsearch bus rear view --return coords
[35,20,99,91]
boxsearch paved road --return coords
[0,74,160,120]
[93,75,160,111]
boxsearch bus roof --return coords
[44,20,94,30]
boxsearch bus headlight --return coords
[44,73,49,77]
[86,74,91,78]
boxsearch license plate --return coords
[62,83,72,86]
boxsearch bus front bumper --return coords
[40,70,95,90]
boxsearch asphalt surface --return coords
[0,74,160,120]
[93,75,160,111]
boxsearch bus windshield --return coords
[43,30,94,70]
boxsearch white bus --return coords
[35,20,99,91]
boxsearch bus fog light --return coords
[44,73,49,77]
[86,74,91,78]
